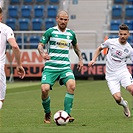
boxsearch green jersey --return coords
[40,26,77,72]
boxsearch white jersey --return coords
[101,38,133,74]
[0,22,14,65]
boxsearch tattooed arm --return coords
[38,43,50,60]
[73,44,83,71]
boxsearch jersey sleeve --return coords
[130,48,133,63]
[5,26,15,40]
[101,39,110,48]
[40,29,51,45]
[70,30,77,46]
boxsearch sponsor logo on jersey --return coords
[57,40,68,48]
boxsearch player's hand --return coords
[42,52,50,60]
[88,60,95,67]
[16,66,25,79]
[77,60,83,71]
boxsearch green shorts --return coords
[41,69,75,89]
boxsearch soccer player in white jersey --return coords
[38,10,83,124]
[0,7,25,109]
[88,24,133,117]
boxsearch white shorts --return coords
[106,71,133,95]
[0,64,6,100]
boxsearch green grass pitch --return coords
[0,80,132,133]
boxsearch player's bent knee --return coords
[41,84,50,92]
[41,89,48,94]
[67,86,75,94]
[126,85,133,96]
[113,94,121,104]
[66,81,75,89]
[69,84,75,91]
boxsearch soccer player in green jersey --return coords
[38,10,83,124]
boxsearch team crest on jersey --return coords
[67,35,70,40]
[124,48,129,53]
[116,50,122,56]
[57,40,68,48]
[55,34,58,38]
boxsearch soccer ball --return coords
[53,110,69,126]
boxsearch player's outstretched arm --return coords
[88,46,103,67]
[38,43,50,60]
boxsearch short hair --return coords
[119,24,129,31]
[57,10,69,18]
[0,8,2,14]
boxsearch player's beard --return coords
[120,38,127,44]
[58,24,67,31]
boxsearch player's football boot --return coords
[44,112,51,124]
[123,101,130,118]
[68,114,75,122]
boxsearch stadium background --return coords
[0,0,133,81]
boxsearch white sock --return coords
[119,97,127,107]
[0,101,3,109]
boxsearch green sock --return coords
[42,96,51,113]
[64,93,74,114]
